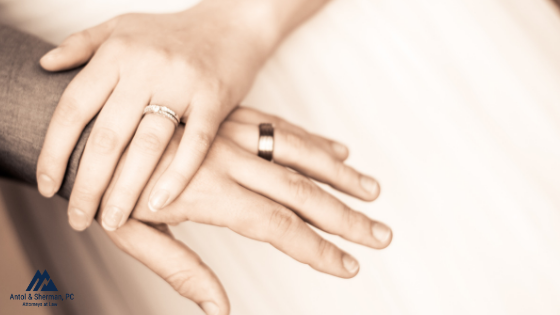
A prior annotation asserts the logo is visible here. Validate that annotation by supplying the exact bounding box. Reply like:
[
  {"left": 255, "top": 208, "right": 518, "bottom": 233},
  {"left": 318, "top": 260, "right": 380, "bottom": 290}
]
[
  {"left": 26, "top": 270, "right": 58, "bottom": 292},
  {"left": 8, "top": 269, "right": 73, "bottom": 308}
]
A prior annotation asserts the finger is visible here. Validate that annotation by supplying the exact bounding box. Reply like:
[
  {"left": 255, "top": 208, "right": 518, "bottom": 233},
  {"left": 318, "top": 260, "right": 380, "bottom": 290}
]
[
  {"left": 218, "top": 121, "right": 380, "bottom": 201},
  {"left": 229, "top": 152, "right": 392, "bottom": 249},
  {"left": 227, "top": 106, "right": 349, "bottom": 161},
  {"left": 123, "top": 135, "right": 360, "bottom": 278},
  {"left": 148, "top": 104, "right": 222, "bottom": 212},
  {"left": 229, "top": 186, "right": 361, "bottom": 278},
  {"left": 101, "top": 113, "right": 175, "bottom": 231},
  {"left": 105, "top": 218, "right": 229, "bottom": 315},
  {"left": 40, "top": 19, "right": 116, "bottom": 71},
  {"left": 36, "top": 54, "right": 118, "bottom": 198},
  {"left": 67, "top": 80, "right": 149, "bottom": 231},
  {"left": 100, "top": 123, "right": 183, "bottom": 223},
  {"left": 149, "top": 178, "right": 360, "bottom": 279}
]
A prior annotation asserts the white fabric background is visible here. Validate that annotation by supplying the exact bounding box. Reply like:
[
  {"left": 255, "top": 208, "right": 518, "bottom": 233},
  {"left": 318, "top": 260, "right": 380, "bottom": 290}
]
[{"left": 1, "top": 0, "right": 560, "bottom": 314}]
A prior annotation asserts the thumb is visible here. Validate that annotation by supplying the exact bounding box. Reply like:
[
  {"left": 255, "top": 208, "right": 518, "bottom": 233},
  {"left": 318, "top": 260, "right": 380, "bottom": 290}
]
[
  {"left": 40, "top": 20, "right": 114, "bottom": 71},
  {"left": 107, "top": 219, "right": 231, "bottom": 315}
]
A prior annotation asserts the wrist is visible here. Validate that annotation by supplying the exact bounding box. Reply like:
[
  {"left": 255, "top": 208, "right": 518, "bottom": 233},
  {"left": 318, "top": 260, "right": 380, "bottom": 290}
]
[
  {"left": 189, "top": 0, "right": 329, "bottom": 56},
  {"left": 186, "top": 0, "right": 281, "bottom": 53}
]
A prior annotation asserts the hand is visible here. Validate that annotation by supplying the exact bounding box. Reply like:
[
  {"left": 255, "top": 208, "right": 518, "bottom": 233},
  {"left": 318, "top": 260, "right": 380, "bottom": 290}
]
[
  {"left": 36, "top": 3, "right": 276, "bottom": 232},
  {"left": 99, "top": 107, "right": 390, "bottom": 315},
  {"left": 103, "top": 218, "right": 229, "bottom": 315},
  {"left": 101, "top": 106, "right": 391, "bottom": 280}
]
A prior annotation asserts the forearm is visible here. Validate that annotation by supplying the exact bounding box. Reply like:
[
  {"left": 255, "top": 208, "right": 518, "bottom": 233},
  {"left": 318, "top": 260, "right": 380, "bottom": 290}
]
[
  {"left": 0, "top": 25, "right": 90, "bottom": 199},
  {"left": 192, "top": 0, "right": 331, "bottom": 54}
]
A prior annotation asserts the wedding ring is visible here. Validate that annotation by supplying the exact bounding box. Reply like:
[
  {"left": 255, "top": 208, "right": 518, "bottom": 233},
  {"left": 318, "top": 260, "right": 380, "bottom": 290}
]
[
  {"left": 143, "top": 105, "right": 180, "bottom": 127},
  {"left": 258, "top": 123, "right": 274, "bottom": 161}
]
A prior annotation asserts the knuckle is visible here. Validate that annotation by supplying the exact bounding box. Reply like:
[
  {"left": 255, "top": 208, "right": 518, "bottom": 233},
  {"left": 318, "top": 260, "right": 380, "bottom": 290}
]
[
  {"left": 89, "top": 126, "right": 120, "bottom": 154},
  {"left": 165, "top": 268, "right": 203, "bottom": 298},
  {"left": 288, "top": 175, "right": 315, "bottom": 204},
  {"left": 102, "top": 36, "right": 133, "bottom": 55},
  {"left": 340, "top": 206, "right": 371, "bottom": 242},
  {"left": 38, "top": 152, "right": 62, "bottom": 174},
  {"left": 106, "top": 35, "right": 128, "bottom": 49},
  {"left": 112, "top": 185, "right": 136, "bottom": 200},
  {"left": 316, "top": 238, "right": 332, "bottom": 259},
  {"left": 144, "top": 46, "right": 172, "bottom": 64},
  {"left": 202, "top": 77, "right": 226, "bottom": 96},
  {"left": 66, "top": 31, "right": 90, "bottom": 45},
  {"left": 282, "top": 131, "right": 308, "bottom": 152},
  {"left": 54, "top": 97, "right": 84, "bottom": 126},
  {"left": 340, "top": 206, "right": 360, "bottom": 230},
  {"left": 268, "top": 115, "right": 285, "bottom": 127},
  {"left": 268, "top": 206, "right": 298, "bottom": 238},
  {"left": 133, "top": 131, "right": 164, "bottom": 154},
  {"left": 71, "top": 184, "right": 99, "bottom": 204},
  {"left": 313, "top": 238, "right": 336, "bottom": 270},
  {"left": 333, "top": 161, "right": 352, "bottom": 182},
  {"left": 190, "top": 131, "right": 214, "bottom": 155},
  {"left": 166, "top": 170, "right": 190, "bottom": 187}
]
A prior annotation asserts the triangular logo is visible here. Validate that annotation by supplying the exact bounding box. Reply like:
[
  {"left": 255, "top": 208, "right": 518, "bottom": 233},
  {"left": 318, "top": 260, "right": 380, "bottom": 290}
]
[{"left": 26, "top": 270, "right": 58, "bottom": 291}]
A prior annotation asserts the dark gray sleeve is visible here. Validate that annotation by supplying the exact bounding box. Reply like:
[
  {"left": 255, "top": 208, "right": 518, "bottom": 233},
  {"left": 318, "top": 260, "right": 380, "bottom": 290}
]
[{"left": 0, "top": 24, "right": 95, "bottom": 199}]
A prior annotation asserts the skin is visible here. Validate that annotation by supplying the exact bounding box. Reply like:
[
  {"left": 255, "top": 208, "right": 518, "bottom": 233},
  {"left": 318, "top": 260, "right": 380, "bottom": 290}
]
[
  {"left": 32, "top": 2, "right": 392, "bottom": 313},
  {"left": 101, "top": 107, "right": 392, "bottom": 315},
  {"left": 36, "top": 0, "right": 334, "bottom": 233}
]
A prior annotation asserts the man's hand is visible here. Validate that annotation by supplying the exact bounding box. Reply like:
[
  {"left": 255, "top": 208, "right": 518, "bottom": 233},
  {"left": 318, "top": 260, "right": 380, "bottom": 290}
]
[
  {"left": 101, "top": 107, "right": 391, "bottom": 284},
  {"left": 104, "top": 219, "right": 229, "bottom": 315}
]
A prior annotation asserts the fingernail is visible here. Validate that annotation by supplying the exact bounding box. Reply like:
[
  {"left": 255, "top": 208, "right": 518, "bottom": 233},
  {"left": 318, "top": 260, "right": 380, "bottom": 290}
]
[
  {"left": 102, "top": 207, "right": 123, "bottom": 231},
  {"left": 360, "top": 175, "right": 379, "bottom": 195},
  {"left": 38, "top": 174, "right": 56, "bottom": 198},
  {"left": 68, "top": 208, "right": 89, "bottom": 231},
  {"left": 332, "top": 142, "right": 348, "bottom": 157},
  {"left": 372, "top": 223, "right": 392, "bottom": 244},
  {"left": 200, "top": 301, "right": 219, "bottom": 315},
  {"left": 149, "top": 190, "right": 169, "bottom": 212},
  {"left": 342, "top": 254, "right": 360, "bottom": 274}
]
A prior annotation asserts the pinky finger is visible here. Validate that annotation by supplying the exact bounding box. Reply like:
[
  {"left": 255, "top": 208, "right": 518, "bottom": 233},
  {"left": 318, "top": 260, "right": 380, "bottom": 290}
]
[{"left": 105, "top": 218, "right": 230, "bottom": 315}]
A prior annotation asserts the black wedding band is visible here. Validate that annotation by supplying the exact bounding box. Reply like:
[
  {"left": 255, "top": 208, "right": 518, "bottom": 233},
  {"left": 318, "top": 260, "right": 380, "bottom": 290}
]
[{"left": 258, "top": 123, "right": 274, "bottom": 161}]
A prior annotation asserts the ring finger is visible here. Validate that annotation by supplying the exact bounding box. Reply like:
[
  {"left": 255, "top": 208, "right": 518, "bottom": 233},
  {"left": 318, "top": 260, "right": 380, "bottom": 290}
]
[
  {"left": 227, "top": 106, "right": 349, "bottom": 160},
  {"left": 218, "top": 120, "right": 380, "bottom": 201}
]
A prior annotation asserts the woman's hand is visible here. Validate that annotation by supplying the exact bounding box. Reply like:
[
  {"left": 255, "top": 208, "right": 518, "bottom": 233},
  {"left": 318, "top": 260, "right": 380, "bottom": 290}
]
[{"left": 36, "top": 2, "right": 282, "bottom": 232}]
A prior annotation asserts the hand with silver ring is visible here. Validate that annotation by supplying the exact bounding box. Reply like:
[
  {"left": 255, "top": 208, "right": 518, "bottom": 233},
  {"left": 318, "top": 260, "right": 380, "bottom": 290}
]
[
  {"left": 99, "top": 107, "right": 391, "bottom": 295},
  {"left": 35, "top": 0, "right": 331, "bottom": 232}
]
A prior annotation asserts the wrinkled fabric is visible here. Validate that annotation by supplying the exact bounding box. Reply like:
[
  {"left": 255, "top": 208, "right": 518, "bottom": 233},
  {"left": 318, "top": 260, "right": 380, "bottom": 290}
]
[{"left": 0, "top": 24, "right": 94, "bottom": 199}]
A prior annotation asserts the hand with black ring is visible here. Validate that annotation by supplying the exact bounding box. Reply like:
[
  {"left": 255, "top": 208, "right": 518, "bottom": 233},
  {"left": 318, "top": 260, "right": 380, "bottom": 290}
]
[{"left": 100, "top": 107, "right": 392, "bottom": 315}]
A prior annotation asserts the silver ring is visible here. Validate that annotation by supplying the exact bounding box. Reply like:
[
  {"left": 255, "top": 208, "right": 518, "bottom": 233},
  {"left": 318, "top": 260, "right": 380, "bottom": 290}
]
[
  {"left": 258, "top": 123, "right": 274, "bottom": 161},
  {"left": 143, "top": 105, "right": 180, "bottom": 127}
]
